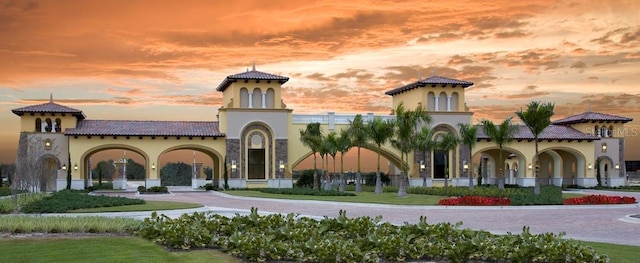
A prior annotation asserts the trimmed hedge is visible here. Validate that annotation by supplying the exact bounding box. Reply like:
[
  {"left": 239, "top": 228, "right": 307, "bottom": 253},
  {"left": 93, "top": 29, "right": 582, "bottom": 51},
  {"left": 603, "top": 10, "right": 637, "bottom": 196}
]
[
  {"left": 20, "top": 190, "right": 145, "bottom": 213},
  {"left": 258, "top": 188, "right": 356, "bottom": 196}
]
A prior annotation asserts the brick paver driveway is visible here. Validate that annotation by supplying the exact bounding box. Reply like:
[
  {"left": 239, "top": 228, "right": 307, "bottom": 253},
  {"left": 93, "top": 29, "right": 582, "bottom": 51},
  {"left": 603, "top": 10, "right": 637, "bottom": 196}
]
[{"left": 104, "top": 189, "right": 640, "bottom": 246}]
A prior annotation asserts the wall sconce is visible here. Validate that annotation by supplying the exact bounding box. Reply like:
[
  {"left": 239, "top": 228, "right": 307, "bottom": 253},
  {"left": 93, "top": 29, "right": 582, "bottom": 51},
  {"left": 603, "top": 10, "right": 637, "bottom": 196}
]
[
  {"left": 615, "top": 163, "right": 620, "bottom": 170},
  {"left": 588, "top": 163, "right": 592, "bottom": 170},
  {"left": 419, "top": 161, "right": 425, "bottom": 171},
  {"left": 463, "top": 161, "right": 469, "bottom": 171},
  {"left": 74, "top": 163, "right": 78, "bottom": 171},
  {"left": 231, "top": 160, "right": 237, "bottom": 172},
  {"left": 151, "top": 163, "right": 156, "bottom": 170},
  {"left": 528, "top": 163, "right": 532, "bottom": 170},
  {"left": 62, "top": 164, "right": 67, "bottom": 171},
  {"left": 278, "top": 160, "right": 285, "bottom": 172},
  {"left": 601, "top": 143, "right": 607, "bottom": 153},
  {"left": 44, "top": 139, "right": 52, "bottom": 150}
]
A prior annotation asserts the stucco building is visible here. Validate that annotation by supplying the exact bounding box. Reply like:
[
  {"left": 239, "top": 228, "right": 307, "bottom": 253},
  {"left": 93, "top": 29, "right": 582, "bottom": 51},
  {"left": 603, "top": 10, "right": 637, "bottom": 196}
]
[{"left": 11, "top": 68, "right": 632, "bottom": 191}]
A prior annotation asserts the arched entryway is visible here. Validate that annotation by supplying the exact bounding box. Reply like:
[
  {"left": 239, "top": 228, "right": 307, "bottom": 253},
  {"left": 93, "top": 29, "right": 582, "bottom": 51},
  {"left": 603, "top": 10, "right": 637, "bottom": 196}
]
[
  {"left": 158, "top": 146, "right": 222, "bottom": 188},
  {"left": 596, "top": 156, "right": 614, "bottom": 187},
  {"left": 35, "top": 154, "right": 62, "bottom": 192},
  {"left": 81, "top": 145, "right": 149, "bottom": 190}
]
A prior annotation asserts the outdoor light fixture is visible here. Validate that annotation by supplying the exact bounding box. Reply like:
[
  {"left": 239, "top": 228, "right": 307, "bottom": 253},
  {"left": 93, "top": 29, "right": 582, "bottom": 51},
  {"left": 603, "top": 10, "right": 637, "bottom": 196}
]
[
  {"left": 279, "top": 160, "right": 285, "bottom": 172},
  {"left": 74, "top": 163, "right": 78, "bottom": 171},
  {"left": 463, "top": 161, "right": 469, "bottom": 171},
  {"left": 528, "top": 163, "right": 532, "bottom": 170},
  {"left": 588, "top": 163, "right": 592, "bottom": 170},
  {"left": 44, "top": 139, "right": 52, "bottom": 150},
  {"left": 62, "top": 164, "right": 67, "bottom": 171},
  {"left": 419, "top": 161, "right": 425, "bottom": 171},
  {"left": 615, "top": 163, "right": 620, "bottom": 170},
  {"left": 231, "top": 160, "right": 237, "bottom": 172},
  {"left": 152, "top": 163, "right": 156, "bottom": 170},
  {"left": 601, "top": 143, "right": 607, "bottom": 153}
]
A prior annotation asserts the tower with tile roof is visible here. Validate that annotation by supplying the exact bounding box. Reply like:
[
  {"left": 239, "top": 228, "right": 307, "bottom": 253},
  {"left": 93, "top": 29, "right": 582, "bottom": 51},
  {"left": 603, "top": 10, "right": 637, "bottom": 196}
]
[
  {"left": 11, "top": 95, "right": 85, "bottom": 191},
  {"left": 215, "top": 66, "right": 292, "bottom": 187}
]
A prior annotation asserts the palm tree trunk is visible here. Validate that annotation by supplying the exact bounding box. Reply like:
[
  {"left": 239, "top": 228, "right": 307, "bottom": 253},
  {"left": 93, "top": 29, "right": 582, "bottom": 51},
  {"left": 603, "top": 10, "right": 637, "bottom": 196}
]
[
  {"left": 355, "top": 147, "right": 363, "bottom": 192},
  {"left": 313, "top": 153, "right": 318, "bottom": 190},
  {"left": 375, "top": 146, "right": 382, "bottom": 194},
  {"left": 534, "top": 139, "right": 540, "bottom": 195},
  {"left": 397, "top": 151, "right": 407, "bottom": 197},
  {"left": 444, "top": 154, "right": 449, "bottom": 188},
  {"left": 468, "top": 151, "right": 474, "bottom": 188},
  {"left": 498, "top": 148, "right": 504, "bottom": 190},
  {"left": 339, "top": 153, "right": 345, "bottom": 192},
  {"left": 422, "top": 150, "right": 427, "bottom": 187}
]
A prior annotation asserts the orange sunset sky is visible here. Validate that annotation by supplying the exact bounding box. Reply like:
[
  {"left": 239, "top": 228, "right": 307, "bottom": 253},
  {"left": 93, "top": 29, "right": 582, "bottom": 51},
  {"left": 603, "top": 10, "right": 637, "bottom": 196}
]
[{"left": 1, "top": 0, "right": 640, "bottom": 166}]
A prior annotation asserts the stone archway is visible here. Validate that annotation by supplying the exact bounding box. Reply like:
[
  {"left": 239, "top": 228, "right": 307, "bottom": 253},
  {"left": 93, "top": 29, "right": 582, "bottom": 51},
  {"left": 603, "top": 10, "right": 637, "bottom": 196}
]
[
  {"left": 35, "top": 154, "right": 62, "bottom": 192},
  {"left": 596, "top": 156, "right": 614, "bottom": 187}
]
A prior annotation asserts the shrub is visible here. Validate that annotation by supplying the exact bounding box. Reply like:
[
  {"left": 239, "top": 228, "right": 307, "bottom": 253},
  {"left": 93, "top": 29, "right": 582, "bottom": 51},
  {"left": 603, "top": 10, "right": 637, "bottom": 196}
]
[
  {"left": 138, "top": 186, "right": 169, "bottom": 194},
  {"left": 258, "top": 188, "right": 355, "bottom": 196},
  {"left": 439, "top": 196, "right": 511, "bottom": 206},
  {"left": 20, "top": 190, "right": 145, "bottom": 213},
  {"left": 563, "top": 194, "right": 637, "bottom": 205},
  {"left": 137, "top": 208, "right": 609, "bottom": 263}
]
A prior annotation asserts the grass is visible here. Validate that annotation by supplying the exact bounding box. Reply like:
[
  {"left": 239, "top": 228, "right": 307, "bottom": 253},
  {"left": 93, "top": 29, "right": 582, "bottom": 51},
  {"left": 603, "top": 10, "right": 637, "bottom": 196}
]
[
  {"left": 70, "top": 201, "right": 203, "bottom": 213},
  {"left": 583, "top": 241, "right": 640, "bottom": 263},
  {"left": 0, "top": 236, "right": 240, "bottom": 263},
  {"left": 228, "top": 190, "right": 445, "bottom": 205},
  {"left": 224, "top": 190, "right": 587, "bottom": 205},
  {"left": 0, "top": 235, "right": 636, "bottom": 263}
]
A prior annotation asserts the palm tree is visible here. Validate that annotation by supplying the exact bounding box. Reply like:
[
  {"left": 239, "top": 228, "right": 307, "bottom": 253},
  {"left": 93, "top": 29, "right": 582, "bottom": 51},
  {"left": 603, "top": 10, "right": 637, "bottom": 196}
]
[
  {"left": 348, "top": 114, "right": 369, "bottom": 192},
  {"left": 515, "top": 101, "right": 555, "bottom": 195},
  {"left": 435, "top": 132, "right": 459, "bottom": 188},
  {"left": 416, "top": 126, "right": 435, "bottom": 187},
  {"left": 336, "top": 129, "right": 353, "bottom": 192},
  {"left": 458, "top": 123, "right": 478, "bottom": 188},
  {"left": 367, "top": 116, "right": 395, "bottom": 194},
  {"left": 299, "top": 122, "right": 323, "bottom": 189},
  {"left": 324, "top": 131, "right": 339, "bottom": 190},
  {"left": 391, "top": 102, "right": 431, "bottom": 197},
  {"left": 480, "top": 118, "right": 518, "bottom": 190}
]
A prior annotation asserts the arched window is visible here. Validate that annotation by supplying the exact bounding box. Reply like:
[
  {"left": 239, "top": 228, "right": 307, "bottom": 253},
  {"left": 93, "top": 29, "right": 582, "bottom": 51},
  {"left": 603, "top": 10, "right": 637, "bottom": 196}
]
[
  {"left": 450, "top": 92, "right": 459, "bottom": 111},
  {"left": 35, "top": 118, "right": 42, "bottom": 132},
  {"left": 595, "top": 125, "right": 600, "bottom": 137},
  {"left": 266, "top": 88, "right": 275, "bottom": 108},
  {"left": 601, "top": 126, "right": 608, "bottom": 137},
  {"left": 427, "top": 92, "right": 436, "bottom": 111},
  {"left": 609, "top": 125, "right": 614, "bottom": 137},
  {"left": 55, "top": 118, "right": 62, "bottom": 133},
  {"left": 438, "top": 92, "right": 447, "bottom": 112},
  {"left": 239, "top": 88, "right": 249, "bottom": 108},
  {"left": 45, "top": 118, "right": 52, "bottom": 132},
  {"left": 252, "top": 88, "right": 261, "bottom": 108}
]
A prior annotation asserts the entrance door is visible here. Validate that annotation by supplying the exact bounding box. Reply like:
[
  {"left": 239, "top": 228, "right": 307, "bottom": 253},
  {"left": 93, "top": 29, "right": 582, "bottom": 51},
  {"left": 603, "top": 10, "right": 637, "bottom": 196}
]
[
  {"left": 248, "top": 149, "right": 265, "bottom": 180},
  {"left": 434, "top": 150, "right": 446, "bottom": 179}
]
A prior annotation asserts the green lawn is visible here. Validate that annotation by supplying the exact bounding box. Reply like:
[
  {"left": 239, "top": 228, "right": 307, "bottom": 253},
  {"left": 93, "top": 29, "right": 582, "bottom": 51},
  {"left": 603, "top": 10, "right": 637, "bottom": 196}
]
[
  {"left": 224, "top": 190, "right": 586, "bottom": 205},
  {"left": 0, "top": 236, "right": 637, "bottom": 263},
  {"left": 70, "top": 201, "right": 203, "bottom": 213},
  {"left": 226, "top": 190, "right": 445, "bottom": 205},
  {"left": 0, "top": 236, "right": 239, "bottom": 263}
]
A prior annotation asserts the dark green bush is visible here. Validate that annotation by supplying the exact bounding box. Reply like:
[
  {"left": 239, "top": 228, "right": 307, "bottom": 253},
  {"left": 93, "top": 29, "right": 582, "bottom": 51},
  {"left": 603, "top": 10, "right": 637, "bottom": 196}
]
[
  {"left": 258, "top": 188, "right": 355, "bottom": 196},
  {"left": 137, "top": 208, "right": 609, "bottom": 263},
  {"left": 138, "top": 186, "right": 169, "bottom": 193},
  {"left": 20, "top": 190, "right": 145, "bottom": 213}
]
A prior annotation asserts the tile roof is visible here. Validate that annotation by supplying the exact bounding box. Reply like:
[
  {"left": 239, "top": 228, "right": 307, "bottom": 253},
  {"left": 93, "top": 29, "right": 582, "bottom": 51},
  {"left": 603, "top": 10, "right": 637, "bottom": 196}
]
[
  {"left": 216, "top": 69, "right": 289, "bottom": 92},
  {"left": 12, "top": 102, "right": 86, "bottom": 119},
  {"left": 476, "top": 125, "right": 598, "bottom": 141},
  {"left": 385, "top": 76, "right": 474, "bottom": 96},
  {"left": 552, "top": 111, "right": 633, "bottom": 125},
  {"left": 65, "top": 120, "right": 225, "bottom": 137}
]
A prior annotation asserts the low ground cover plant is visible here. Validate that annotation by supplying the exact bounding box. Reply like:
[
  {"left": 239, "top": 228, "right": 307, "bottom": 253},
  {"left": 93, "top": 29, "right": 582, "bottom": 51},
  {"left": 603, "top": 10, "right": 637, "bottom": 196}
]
[
  {"left": 257, "top": 188, "right": 356, "bottom": 196},
  {"left": 20, "top": 190, "right": 145, "bottom": 213},
  {"left": 438, "top": 196, "right": 511, "bottom": 206},
  {"left": 138, "top": 186, "right": 169, "bottom": 194},
  {"left": 137, "top": 208, "right": 609, "bottom": 263},
  {"left": 563, "top": 194, "right": 637, "bottom": 205},
  {"left": 0, "top": 215, "right": 142, "bottom": 234}
]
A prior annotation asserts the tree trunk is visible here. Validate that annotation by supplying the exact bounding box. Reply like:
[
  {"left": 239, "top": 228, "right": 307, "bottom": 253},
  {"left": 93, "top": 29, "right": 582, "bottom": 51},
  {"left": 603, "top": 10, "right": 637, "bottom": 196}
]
[
  {"left": 397, "top": 152, "right": 407, "bottom": 197},
  {"left": 498, "top": 147, "right": 505, "bottom": 190},
  {"left": 375, "top": 147, "right": 383, "bottom": 194},
  {"left": 534, "top": 139, "right": 541, "bottom": 195},
  {"left": 355, "top": 147, "right": 363, "bottom": 192},
  {"left": 339, "top": 154, "right": 345, "bottom": 192},
  {"left": 312, "top": 153, "right": 318, "bottom": 190},
  {"left": 468, "top": 151, "right": 474, "bottom": 189}
]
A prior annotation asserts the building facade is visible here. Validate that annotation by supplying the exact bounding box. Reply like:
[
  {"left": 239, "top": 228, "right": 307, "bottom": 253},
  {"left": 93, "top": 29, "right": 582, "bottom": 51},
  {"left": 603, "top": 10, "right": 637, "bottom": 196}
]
[{"left": 11, "top": 69, "right": 632, "bottom": 191}]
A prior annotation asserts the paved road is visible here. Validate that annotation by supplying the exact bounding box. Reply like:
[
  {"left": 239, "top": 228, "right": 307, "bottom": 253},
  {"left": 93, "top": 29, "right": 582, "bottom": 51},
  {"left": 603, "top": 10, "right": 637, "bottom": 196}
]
[{"left": 91, "top": 189, "right": 640, "bottom": 246}]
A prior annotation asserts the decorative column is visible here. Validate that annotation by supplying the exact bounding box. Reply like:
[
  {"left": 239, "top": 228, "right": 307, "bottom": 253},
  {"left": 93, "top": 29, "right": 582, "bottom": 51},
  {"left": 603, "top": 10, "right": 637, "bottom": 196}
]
[
  {"left": 248, "top": 92, "right": 253, "bottom": 108},
  {"left": 447, "top": 96, "right": 452, "bottom": 111},
  {"left": 434, "top": 95, "right": 440, "bottom": 111},
  {"left": 261, "top": 92, "right": 267, "bottom": 108}
]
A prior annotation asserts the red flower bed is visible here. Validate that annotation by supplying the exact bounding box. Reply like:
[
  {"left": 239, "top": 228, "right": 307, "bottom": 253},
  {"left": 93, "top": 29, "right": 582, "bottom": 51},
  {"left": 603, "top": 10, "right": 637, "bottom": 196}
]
[
  {"left": 563, "top": 194, "right": 637, "bottom": 205},
  {"left": 439, "top": 196, "right": 511, "bottom": 206}
]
